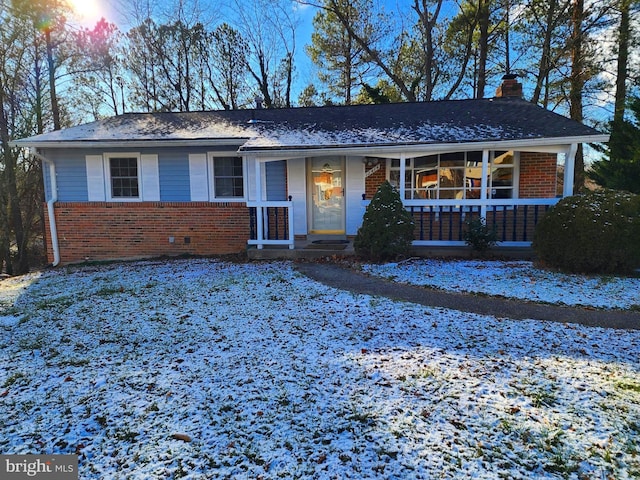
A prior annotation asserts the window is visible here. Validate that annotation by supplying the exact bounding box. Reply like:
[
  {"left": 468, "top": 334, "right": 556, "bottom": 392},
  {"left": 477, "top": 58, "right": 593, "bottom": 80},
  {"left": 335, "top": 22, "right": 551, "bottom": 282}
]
[
  {"left": 213, "top": 157, "right": 244, "bottom": 198},
  {"left": 489, "top": 151, "right": 515, "bottom": 199},
  {"left": 109, "top": 156, "right": 139, "bottom": 198},
  {"left": 389, "top": 151, "right": 516, "bottom": 200}
]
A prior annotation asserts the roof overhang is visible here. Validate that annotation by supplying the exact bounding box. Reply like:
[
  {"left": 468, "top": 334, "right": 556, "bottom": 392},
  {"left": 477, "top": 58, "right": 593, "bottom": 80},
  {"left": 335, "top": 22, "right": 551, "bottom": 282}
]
[
  {"left": 241, "top": 135, "right": 610, "bottom": 159},
  {"left": 9, "top": 138, "right": 249, "bottom": 149},
  {"left": 11, "top": 134, "right": 609, "bottom": 158}
]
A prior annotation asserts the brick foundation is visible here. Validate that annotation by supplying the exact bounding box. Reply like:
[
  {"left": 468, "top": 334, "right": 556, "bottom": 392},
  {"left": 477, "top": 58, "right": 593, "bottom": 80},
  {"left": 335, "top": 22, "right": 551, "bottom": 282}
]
[{"left": 45, "top": 202, "right": 250, "bottom": 264}]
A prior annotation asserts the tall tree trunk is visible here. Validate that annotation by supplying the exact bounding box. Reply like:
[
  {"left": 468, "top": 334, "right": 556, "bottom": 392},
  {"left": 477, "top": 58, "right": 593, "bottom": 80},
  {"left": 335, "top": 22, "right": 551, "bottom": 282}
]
[
  {"left": 44, "top": 28, "right": 61, "bottom": 131},
  {"left": 504, "top": 0, "right": 510, "bottom": 74},
  {"left": 284, "top": 51, "right": 293, "bottom": 108},
  {"left": 614, "top": 0, "right": 630, "bottom": 125},
  {"left": 531, "top": 0, "right": 558, "bottom": 105},
  {"left": 413, "top": 0, "right": 444, "bottom": 101},
  {"left": 476, "top": 0, "right": 490, "bottom": 98},
  {"left": 569, "top": 0, "right": 585, "bottom": 192},
  {"left": 0, "top": 89, "right": 28, "bottom": 273}
]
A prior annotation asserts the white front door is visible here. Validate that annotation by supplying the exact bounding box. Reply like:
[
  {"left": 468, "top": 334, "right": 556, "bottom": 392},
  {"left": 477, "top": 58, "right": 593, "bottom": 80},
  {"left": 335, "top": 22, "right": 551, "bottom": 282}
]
[{"left": 308, "top": 156, "right": 345, "bottom": 234}]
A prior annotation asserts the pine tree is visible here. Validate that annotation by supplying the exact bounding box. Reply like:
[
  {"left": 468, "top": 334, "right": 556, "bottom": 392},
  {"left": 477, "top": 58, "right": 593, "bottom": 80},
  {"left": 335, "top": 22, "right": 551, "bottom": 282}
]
[
  {"left": 354, "top": 181, "right": 415, "bottom": 261},
  {"left": 589, "top": 95, "right": 640, "bottom": 194}
]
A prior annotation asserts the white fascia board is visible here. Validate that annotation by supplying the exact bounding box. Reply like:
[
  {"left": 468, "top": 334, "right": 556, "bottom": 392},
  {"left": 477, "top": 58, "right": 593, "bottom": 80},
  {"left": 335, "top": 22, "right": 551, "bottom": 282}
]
[
  {"left": 243, "top": 135, "right": 610, "bottom": 159},
  {"left": 12, "top": 134, "right": 609, "bottom": 154},
  {"left": 10, "top": 138, "right": 248, "bottom": 149}
]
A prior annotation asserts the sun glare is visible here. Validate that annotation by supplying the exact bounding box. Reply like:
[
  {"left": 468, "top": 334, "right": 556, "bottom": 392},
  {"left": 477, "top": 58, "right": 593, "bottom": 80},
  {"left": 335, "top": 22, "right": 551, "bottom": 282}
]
[{"left": 67, "top": 0, "right": 105, "bottom": 26}]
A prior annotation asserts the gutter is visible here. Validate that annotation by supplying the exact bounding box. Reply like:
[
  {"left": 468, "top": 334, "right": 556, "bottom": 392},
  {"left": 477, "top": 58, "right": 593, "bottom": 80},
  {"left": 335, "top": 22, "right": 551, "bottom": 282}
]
[
  {"left": 238, "top": 135, "right": 611, "bottom": 158},
  {"left": 30, "top": 150, "right": 60, "bottom": 266}
]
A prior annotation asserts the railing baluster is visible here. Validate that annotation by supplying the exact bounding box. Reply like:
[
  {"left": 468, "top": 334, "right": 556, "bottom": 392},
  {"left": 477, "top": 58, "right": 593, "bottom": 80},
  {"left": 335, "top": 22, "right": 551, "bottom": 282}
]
[
  {"left": 491, "top": 205, "right": 498, "bottom": 239},
  {"left": 500, "top": 206, "right": 506, "bottom": 241},
  {"left": 429, "top": 205, "right": 434, "bottom": 241},
  {"left": 522, "top": 205, "right": 529, "bottom": 242},
  {"left": 249, "top": 207, "right": 256, "bottom": 240}
]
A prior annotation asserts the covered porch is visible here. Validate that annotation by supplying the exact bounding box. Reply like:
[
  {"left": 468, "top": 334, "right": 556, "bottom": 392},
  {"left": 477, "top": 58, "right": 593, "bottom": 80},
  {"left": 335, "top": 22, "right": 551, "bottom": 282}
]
[{"left": 245, "top": 143, "right": 579, "bottom": 259}]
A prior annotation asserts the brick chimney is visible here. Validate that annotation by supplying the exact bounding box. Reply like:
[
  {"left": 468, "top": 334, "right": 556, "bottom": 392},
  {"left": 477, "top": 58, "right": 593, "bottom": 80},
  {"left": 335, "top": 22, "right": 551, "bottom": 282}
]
[{"left": 495, "top": 74, "right": 522, "bottom": 98}]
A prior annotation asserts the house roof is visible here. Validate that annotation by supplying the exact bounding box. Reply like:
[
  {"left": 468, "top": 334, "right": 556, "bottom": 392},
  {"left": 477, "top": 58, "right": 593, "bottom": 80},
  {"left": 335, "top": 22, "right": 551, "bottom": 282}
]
[{"left": 13, "top": 97, "right": 608, "bottom": 152}]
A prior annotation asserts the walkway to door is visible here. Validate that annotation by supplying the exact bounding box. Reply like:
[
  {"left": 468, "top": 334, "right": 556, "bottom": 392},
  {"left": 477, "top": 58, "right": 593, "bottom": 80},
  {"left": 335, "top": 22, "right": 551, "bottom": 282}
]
[{"left": 294, "top": 261, "right": 640, "bottom": 331}]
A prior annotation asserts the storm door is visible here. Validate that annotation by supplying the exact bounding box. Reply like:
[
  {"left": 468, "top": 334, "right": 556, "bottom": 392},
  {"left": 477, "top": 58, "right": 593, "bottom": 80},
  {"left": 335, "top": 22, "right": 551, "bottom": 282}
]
[{"left": 308, "top": 156, "right": 345, "bottom": 234}]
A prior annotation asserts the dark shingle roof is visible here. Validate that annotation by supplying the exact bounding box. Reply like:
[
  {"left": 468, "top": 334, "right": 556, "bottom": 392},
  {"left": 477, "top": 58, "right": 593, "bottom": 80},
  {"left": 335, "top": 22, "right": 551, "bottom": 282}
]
[{"left": 14, "top": 97, "right": 607, "bottom": 150}]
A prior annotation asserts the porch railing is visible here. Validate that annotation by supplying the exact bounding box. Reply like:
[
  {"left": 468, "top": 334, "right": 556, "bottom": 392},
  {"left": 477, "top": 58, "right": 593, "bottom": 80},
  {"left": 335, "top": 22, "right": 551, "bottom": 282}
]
[
  {"left": 358, "top": 197, "right": 558, "bottom": 246},
  {"left": 403, "top": 198, "right": 558, "bottom": 246},
  {"left": 248, "top": 199, "right": 294, "bottom": 249}
]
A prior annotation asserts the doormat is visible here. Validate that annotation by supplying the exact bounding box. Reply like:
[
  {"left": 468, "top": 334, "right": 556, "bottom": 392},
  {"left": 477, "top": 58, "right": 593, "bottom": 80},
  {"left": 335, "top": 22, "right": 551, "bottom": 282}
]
[{"left": 305, "top": 240, "right": 349, "bottom": 250}]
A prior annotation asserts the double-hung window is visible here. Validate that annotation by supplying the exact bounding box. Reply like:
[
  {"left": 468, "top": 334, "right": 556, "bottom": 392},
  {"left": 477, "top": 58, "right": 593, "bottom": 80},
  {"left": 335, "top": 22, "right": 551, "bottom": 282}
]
[
  {"left": 108, "top": 155, "right": 140, "bottom": 199},
  {"left": 389, "top": 151, "right": 516, "bottom": 200},
  {"left": 212, "top": 156, "right": 244, "bottom": 198}
]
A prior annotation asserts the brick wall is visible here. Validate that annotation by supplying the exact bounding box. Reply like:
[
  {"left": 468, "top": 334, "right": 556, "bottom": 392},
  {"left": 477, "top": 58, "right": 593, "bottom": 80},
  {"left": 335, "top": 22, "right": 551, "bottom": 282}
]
[
  {"left": 364, "top": 160, "right": 387, "bottom": 198},
  {"left": 519, "top": 152, "right": 558, "bottom": 198},
  {"left": 363, "top": 154, "right": 559, "bottom": 199},
  {"left": 45, "top": 202, "right": 251, "bottom": 264}
]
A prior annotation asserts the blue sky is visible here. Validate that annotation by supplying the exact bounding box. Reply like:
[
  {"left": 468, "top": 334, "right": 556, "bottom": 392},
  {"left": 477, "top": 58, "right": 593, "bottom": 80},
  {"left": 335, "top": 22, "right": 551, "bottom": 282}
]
[{"left": 68, "top": 0, "right": 320, "bottom": 98}]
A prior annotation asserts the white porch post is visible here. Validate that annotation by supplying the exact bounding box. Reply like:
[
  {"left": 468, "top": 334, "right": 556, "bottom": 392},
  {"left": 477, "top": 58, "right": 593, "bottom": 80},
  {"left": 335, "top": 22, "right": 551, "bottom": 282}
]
[
  {"left": 399, "top": 153, "right": 406, "bottom": 199},
  {"left": 480, "top": 149, "right": 490, "bottom": 219},
  {"left": 563, "top": 143, "right": 578, "bottom": 197},
  {"left": 254, "top": 157, "right": 264, "bottom": 249}
]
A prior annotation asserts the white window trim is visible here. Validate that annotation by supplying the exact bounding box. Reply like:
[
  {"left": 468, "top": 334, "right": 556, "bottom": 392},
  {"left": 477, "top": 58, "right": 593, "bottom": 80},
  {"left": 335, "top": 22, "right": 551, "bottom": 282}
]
[
  {"left": 104, "top": 152, "right": 142, "bottom": 202},
  {"left": 101, "top": 152, "right": 160, "bottom": 202},
  {"left": 207, "top": 153, "right": 247, "bottom": 202},
  {"left": 387, "top": 150, "right": 520, "bottom": 202},
  {"left": 487, "top": 150, "right": 519, "bottom": 200}
]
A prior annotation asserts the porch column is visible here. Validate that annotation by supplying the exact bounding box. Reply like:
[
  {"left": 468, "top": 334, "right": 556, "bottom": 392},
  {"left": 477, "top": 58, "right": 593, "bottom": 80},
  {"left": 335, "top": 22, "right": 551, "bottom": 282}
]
[
  {"left": 480, "top": 149, "right": 490, "bottom": 219},
  {"left": 399, "top": 153, "right": 407, "bottom": 199},
  {"left": 253, "top": 157, "right": 264, "bottom": 249},
  {"left": 563, "top": 144, "right": 578, "bottom": 197}
]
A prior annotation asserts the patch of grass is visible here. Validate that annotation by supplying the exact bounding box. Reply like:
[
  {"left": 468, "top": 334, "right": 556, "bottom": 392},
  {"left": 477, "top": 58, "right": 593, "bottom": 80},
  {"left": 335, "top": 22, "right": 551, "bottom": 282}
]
[
  {"left": 57, "top": 358, "right": 91, "bottom": 367},
  {"left": 94, "top": 286, "right": 128, "bottom": 298},
  {"left": 531, "top": 388, "right": 557, "bottom": 408},
  {"left": 616, "top": 380, "right": 640, "bottom": 393},
  {"left": 17, "top": 334, "right": 49, "bottom": 351},
  {"left": 2, "top": 372, "right": 26, "bottom": 388},
  {"left": 0, "top": 303, "right": 19, "bottom": 316},
  {"left": 34, "top": 296, "right": 75, "bottom": 312},
  {"left": 412, "top": 367, "right": 437, "bottom": 379},
  {"left": 114, "top": 428, "right": 139, "bottom": 442}
]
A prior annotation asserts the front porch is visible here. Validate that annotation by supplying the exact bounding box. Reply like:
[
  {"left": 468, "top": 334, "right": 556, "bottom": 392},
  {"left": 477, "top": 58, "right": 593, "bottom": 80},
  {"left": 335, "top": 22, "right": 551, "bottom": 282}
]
[{"left": 246, "top": 198, "right": 552, "bottom": 260}]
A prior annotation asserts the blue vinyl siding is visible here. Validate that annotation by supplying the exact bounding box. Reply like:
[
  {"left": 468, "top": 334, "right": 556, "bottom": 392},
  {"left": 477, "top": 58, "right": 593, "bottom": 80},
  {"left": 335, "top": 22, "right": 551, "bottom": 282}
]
[
  {"left": 42, "top": 146, "right": 242, "bottom": 202},
  {"left": 46, "top": 150, "right": 90, "bottom": 201},
  {"left": 266, "top": 160, "right": 287, "bottom": 201},
  {"left": 42, "top": 162, "right": 53, "bottom": 201},
  {"left": 158, "top": 153, "right": 190, "bottom": 201}
]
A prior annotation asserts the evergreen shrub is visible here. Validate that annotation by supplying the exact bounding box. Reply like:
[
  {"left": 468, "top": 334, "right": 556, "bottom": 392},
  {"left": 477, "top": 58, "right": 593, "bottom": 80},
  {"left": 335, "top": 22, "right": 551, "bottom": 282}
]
[
  {"left": 354, "top": 181, "right": 415, "bottom": 261},
  {"left": 463, "top": 217, "right": 498, "bottom": 255},
  {"left": 532, "top": 189, "right": 640, "bottom": 274}
]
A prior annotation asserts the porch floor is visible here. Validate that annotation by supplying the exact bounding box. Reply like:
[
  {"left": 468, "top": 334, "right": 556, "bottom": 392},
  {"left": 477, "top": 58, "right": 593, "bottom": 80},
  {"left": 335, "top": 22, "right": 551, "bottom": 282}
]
[
  {"left": 247, "top": 239, "right": 356, "bottom": 260},
  {"left": 246, "top": 241, "right": 534, "bottom": 261}
]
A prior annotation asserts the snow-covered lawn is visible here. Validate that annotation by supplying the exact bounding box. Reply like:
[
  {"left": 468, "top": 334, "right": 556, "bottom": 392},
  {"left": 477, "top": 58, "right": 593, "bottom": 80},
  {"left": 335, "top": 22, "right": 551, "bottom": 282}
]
[
  {"left": 0, "top": 258, "right": 639, "bottom": 479},
  {"left": 363, "top": 259, "right": 640, "bottom": 310}
]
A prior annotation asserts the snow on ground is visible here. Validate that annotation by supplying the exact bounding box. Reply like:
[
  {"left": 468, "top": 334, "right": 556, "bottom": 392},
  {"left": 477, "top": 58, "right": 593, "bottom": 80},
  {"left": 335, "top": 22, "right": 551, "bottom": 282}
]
[
  {"left": 0, "top": 258, "right": 639, "bottom": 479},
  {"left": 363, "top": 259, "right": 640, "bottom": 310}
]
